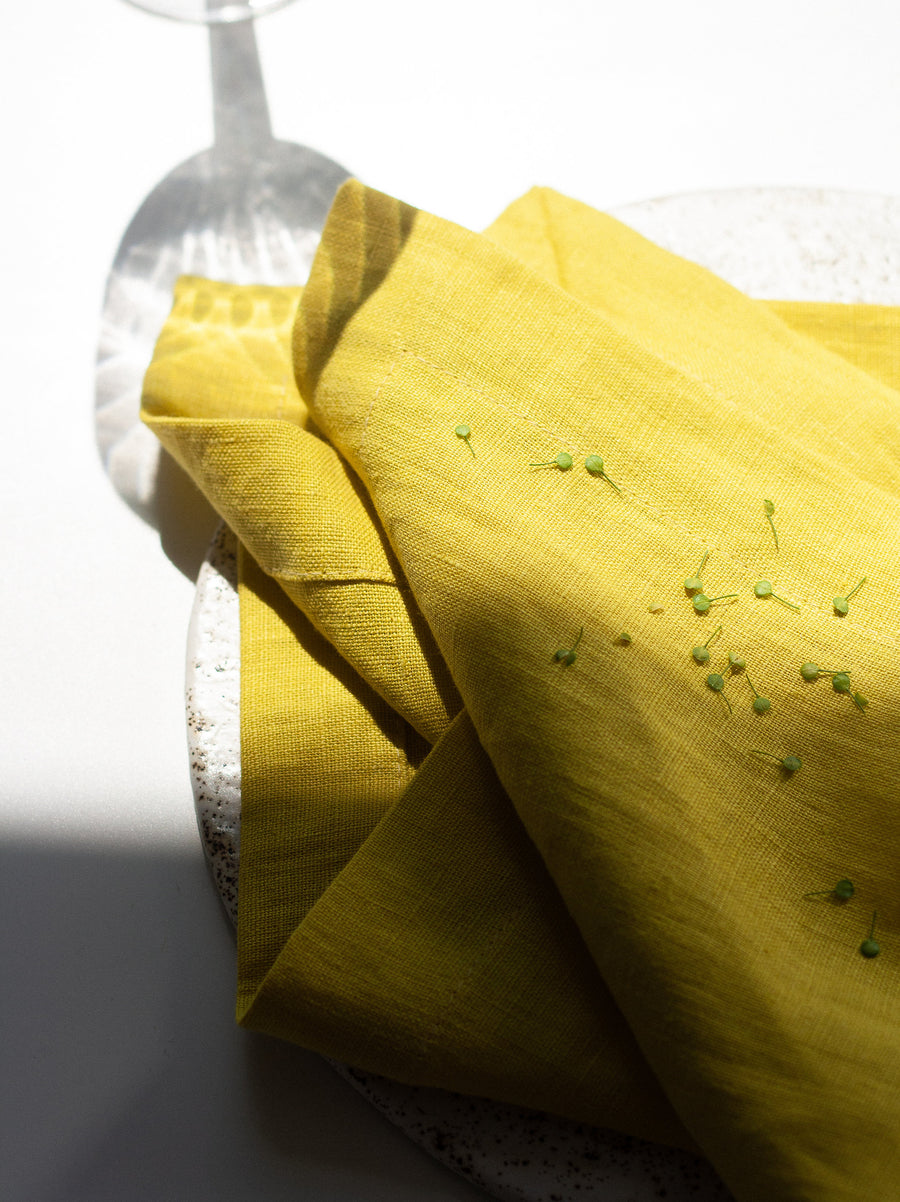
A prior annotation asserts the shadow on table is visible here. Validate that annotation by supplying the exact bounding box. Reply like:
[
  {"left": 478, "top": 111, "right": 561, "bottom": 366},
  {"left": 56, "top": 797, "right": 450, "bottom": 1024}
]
[
  {"left": 154, "top": 449, "right": 223, "bottom": 583},
  {"left": 0, "top": 839, "right": 487, "bottom": 1201}
]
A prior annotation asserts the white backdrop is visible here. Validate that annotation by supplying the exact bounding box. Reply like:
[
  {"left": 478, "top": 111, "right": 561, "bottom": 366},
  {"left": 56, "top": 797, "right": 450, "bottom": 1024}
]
[{"left": 3, "top": 2, "right": 900, "bottom": 1198}]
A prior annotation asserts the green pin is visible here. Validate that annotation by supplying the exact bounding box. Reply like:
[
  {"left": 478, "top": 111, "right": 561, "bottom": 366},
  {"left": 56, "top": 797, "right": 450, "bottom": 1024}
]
[
  {"left": 753, "top": 580, "right": 800, "bottom": 611},
  {"left": 860, "top": 911, "right": 880, "bottom": 958},
  {"left": 833, "top": 576, "right": 866, "bottom": 616},
  {"left": 745, "top": 673, "right": 771, "bottom": 714},
  {"left": 750, "top": 750, "right": 801, "bottom": 772},
  {"left": 763, "top": 499, "right": 779, "bottom": 550},
  {"left": 531, "top": 452, "right": 574, "bottom": 471},
  {"left": 804, "top": 879, "right": 855, "bottom": 901},
  {"left": 691, "top": 624, "right": 722, "bottom": 665},
  {"left": 617, "top": 631, "right": 633, "bottom": 645},
  {"left": 799, "top": 662, "right": 847, "bottom": 682},
  {"left": 554, "top": 626, "right": 583, "bottom": 666},
  {"left": 832, "top": 672, "right": 868, "bottom": 713},
  {"left": 683, "top": 552, "right": 709, "bottom": 594},
  {"left": 584, "top": 453, "right": 622, "bottom": 494},
  {"left": 706, "top": 672, "right": 732, "bottom": 714},
  {"left": 454, "top": 423, "right": 475, "bottom": 457},
  {"left": 692, "top": 592, "right": 738, "bottom": 614}
]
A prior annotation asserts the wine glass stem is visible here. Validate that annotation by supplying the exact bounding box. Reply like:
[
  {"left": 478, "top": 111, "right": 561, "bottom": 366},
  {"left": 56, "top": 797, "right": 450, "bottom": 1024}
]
[{"left": 209, "top": 16, "right": 273, "bottom": 151}]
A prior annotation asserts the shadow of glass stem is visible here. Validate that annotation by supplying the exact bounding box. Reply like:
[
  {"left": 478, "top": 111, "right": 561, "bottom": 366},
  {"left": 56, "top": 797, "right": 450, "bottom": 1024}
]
[{"left": 94, "top": 12, "right": 351, "bottom": 574}]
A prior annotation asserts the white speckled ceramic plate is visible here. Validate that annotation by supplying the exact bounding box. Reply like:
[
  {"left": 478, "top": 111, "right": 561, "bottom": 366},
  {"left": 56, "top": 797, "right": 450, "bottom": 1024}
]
[{"left": 185, "top": 188, "right": 900, "bottom": 1201}]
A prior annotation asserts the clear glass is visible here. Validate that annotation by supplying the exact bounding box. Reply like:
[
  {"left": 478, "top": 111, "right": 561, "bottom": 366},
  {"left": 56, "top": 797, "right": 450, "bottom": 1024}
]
[{"left": 121, "top": 0, "right": 297, "bottom": 25}]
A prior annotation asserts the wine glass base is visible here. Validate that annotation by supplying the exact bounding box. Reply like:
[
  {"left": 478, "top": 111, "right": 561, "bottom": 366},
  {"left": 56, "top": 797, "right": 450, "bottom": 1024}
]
[
  {"left": 121, "top": 0, "right": 297, "bottom": 23},
  {"left": 95, "top": 139, "right": 351, "bottom": 529}
]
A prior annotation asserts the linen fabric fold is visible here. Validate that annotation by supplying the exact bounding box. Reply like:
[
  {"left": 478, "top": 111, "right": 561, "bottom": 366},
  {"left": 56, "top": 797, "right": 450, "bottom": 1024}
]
[
  {"left": 142, "top": 181, "right": 900, "bottom": 1202},
  {"left": 142, "top": 276, "right": 460, "bottom": 744}
]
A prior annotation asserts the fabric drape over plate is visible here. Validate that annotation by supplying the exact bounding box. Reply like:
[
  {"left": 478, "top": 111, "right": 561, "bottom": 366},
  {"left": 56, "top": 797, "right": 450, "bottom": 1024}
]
[{"left": 143, "top": 181, "right": 900, "bottom": 1202}]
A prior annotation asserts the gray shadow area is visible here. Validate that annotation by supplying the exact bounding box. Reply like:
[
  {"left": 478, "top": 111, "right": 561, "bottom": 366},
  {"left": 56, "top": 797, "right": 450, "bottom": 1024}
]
[{"left": 0, "top": 839, "right": 490, "bottom": 1201}]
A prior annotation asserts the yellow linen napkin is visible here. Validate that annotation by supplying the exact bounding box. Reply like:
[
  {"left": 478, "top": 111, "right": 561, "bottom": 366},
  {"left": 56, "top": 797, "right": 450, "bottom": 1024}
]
[
  {"left": 295, "top": 182, "right": 900, "bottom": 1200},
  {"left": 143, "top": 182, "right": 900, "bottom": 1201},
  {"left": 238, "top": 549, "right": 688, "bottom": 1144},
  {"left": 144, "top": 278, "right": 697, "bottom": 1151}
]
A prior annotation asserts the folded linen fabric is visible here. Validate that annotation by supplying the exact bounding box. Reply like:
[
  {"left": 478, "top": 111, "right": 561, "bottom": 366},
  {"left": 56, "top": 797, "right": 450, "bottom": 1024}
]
[
  {"left": 142, "top": 182, "right": 900, "bottom": 1201},
  {"left": 144, "top": 273, "right": 695, "bottom": 1150}
]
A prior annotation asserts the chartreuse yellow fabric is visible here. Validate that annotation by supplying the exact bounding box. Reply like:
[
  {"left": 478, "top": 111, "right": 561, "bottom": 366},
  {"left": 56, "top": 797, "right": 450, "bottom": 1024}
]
[
  {"left": 143, "top": 285, "right": 697, "bottom": 1150},
  {"left": 294, "top": 183, "right": 900, "bottom": 1200},
  {"left": 239, "top": 559, "right": 688, "bottom": 1142},
  {"left": 142, "top": 182, "right": 900, "bottom": 1201},
  {"left": 142, "top": 278, "right": 459, "bottom": 744},
  {"left": 766, "top": 300, "right": 900, "bottom": 391}
]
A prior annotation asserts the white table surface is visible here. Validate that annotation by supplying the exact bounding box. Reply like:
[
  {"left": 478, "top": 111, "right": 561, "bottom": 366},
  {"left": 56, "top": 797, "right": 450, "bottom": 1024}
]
[{"left": 3, "top": 2, "right": 900, "bottom": 1198}]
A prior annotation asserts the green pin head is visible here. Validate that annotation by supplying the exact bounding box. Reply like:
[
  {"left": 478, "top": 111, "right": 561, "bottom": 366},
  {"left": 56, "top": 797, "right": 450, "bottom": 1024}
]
[
  {"left": 830, "top": 673, "right": 867, "bottom": 713},
  {"left": 531, "top": 452, "right": 574, "bottom": 470},
  {"left": 750, "top": 749, "right": 801, "bottom": 772},
  {"left": 800, "top": 663, "right": 846, "bottom": 683},
  {"left": 833, "top": 577, "right": 866, "bottom": 616},
  {"left": 804, "top": 878, "right": 855, "bottom": 902},
  {"left": 728, "top": 652, "right": 746, "bottom": 672},
  {"left": 860, "top": 911, "right": 880, "bottom": 958},
  {"left": 584, "top": 453, "right": 621, "bottom": 493},
  {"left": 454, "top": 424, "right": 475, "bottom": 457},
  {"left": 745, "top": 673, "right": 770, "bottom": 714},
  {"left": 554, "top": 626, "right": 583, "bottom": 666},
  {"left": 683, "top": 552, "right": 709, "bottom": 594},
  {"left": 692, "top": 592, "right": 737, "bottom": 614},
  {"left": 706, "top": 672, "right": 732, "bottom": 714},
  {"left": 691, "top": 624, "right": 722, "bottom": 664},
  {"left": 753, "top": 580, "right": 800, "bottom": 611},
  {"left": 830, "top": 673, "right": 869, "bottom": 713}
]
